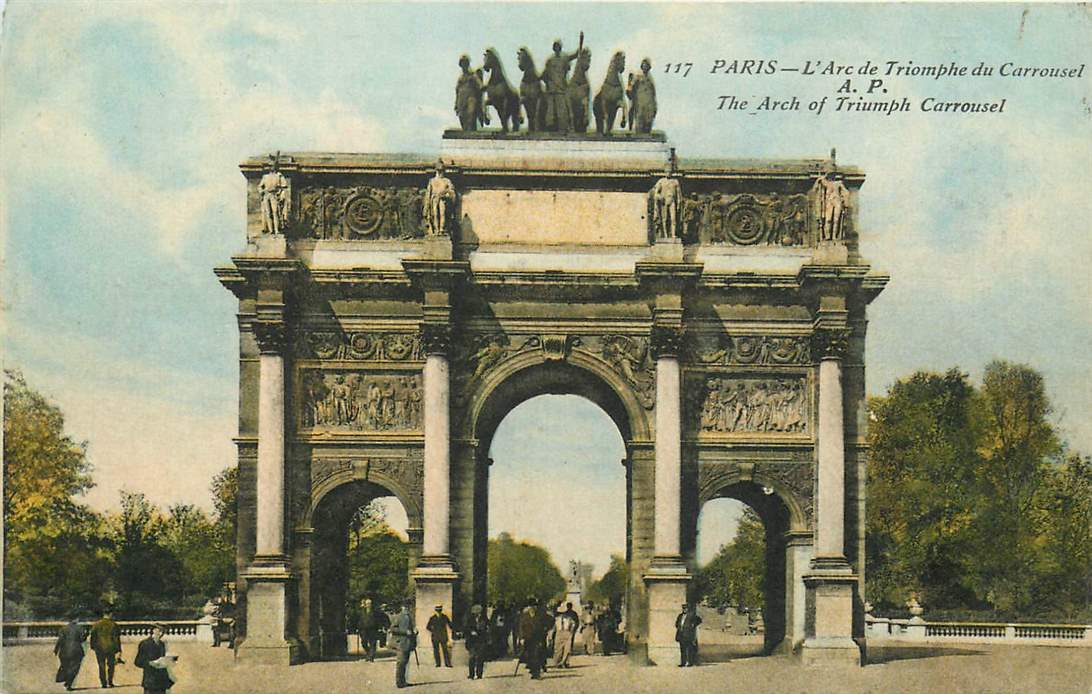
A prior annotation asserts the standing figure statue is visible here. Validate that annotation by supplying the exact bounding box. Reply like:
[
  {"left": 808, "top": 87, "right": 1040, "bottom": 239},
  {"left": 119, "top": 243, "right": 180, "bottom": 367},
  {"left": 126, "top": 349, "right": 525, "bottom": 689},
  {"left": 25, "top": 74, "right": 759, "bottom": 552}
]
[
  {"left": 517, "top": 47, "right": 544, "bottom": 132},
  {"left": 482, "top": 49, "right": 522, "bottom": 133},
  {"left": 259, "top": 156, "right": 290, "bottom": 234},
  {"left": 424, "top": 160, "right": 456, "bottom": 237},
  {"left": 593, "top": 51, "right": 627, "bottom": 135},
  {"left": 455, "top": 54, "right": 485, "bottom": 131},
  {"left": 541, "top": 34, "right": 583, "bottom": 133},
  {"left": 568, "top": 47, "right": 592, "bottom": 133},
  {"left": 627, "top": 58, "right": 657, "bottom": 133},
  {"left": 813, "top": 171, "right": 850, "bottom": 242},
  {"left": 650, "top": 162, "right": 682, "bottom": 240}
]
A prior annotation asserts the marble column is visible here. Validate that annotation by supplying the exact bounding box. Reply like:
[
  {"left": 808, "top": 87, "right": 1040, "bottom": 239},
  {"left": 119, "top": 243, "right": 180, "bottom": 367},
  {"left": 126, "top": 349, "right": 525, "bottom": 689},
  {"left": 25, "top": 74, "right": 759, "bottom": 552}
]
[
  {"left": 413, "top": 323, "right": 459, "bottom": 632},
  {"left": 801, "top": 326, "right": 860, "bottom": 666},
  {"left": 644, "top": 325, "right": 690, "bottom": 666},
  {"left": 238, "top": 320, "right": 301, "bottom": 665}
]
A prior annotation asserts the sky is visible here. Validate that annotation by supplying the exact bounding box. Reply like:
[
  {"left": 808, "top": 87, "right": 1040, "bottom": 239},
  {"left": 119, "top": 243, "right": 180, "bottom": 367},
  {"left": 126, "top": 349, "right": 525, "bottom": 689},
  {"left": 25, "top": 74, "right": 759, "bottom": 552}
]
[{"left": 2, "top": 3, "right": 1090, "bottom": 575}]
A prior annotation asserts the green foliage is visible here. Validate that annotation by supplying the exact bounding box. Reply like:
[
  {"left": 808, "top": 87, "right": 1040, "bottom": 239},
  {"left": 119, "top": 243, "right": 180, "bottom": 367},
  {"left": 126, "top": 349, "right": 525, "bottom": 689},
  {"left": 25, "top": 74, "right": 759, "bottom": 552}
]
[
  {"left": 3, "top": 370, "right": 112, "bottom": 618},
  {"left": 587, "top": 555, "right": 628, "bottom": 607},
  {"left": 695, "top": 508, "right": 765, "bottom": 611},
  {"left": 487, "top": 532, "right": 566, "bottom": 605},
  {"left": 867, "top": 361, "right": 1091, "bottom": 621},
  {"left": 346, "top": 500, "right": 408, "bottom": 613}
]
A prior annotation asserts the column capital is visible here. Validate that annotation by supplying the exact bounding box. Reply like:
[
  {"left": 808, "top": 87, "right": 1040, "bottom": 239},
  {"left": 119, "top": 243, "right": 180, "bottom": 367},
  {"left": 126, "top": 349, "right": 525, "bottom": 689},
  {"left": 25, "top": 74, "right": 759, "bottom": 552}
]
[
  {"left": 650, "top": 324, "right": 685, "bottom": 359},
  {"left": 811, "top": 327, "right": 851, "bottom": 361},
  {"left": 420, "top": 323, "right": 453, "bottom": 356},
  {"left": 253, "top": 320, "right": 289, "bottom": 355}
]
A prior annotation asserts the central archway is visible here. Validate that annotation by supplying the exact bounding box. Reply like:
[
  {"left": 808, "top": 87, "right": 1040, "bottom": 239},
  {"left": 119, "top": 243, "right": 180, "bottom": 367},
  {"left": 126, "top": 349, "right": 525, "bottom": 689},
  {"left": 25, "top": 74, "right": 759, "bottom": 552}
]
[{"left": 458, "top": 352, "right": 654, "bottom": 649}]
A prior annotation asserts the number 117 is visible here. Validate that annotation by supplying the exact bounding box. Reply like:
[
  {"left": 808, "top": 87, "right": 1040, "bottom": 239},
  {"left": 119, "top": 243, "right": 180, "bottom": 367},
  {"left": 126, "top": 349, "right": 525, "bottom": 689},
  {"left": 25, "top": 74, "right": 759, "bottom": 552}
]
[{"left": 664, "top": 62, "right": 693, "bottom": 77}]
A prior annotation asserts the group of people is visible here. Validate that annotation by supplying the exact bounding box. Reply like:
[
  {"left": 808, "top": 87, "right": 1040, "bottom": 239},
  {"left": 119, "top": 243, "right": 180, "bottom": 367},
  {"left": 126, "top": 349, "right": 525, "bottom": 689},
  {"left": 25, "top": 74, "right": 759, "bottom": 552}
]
[{"left": 52, "top": 608, "right": 178, "bottom": 693}]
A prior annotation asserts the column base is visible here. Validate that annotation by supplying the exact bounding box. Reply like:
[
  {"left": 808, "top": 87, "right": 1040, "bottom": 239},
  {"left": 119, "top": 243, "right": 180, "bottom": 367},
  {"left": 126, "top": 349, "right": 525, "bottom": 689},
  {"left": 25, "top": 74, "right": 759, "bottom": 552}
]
[
  {"left": 643, "top": 557, "right": 690, "bottom": 666},
  {"left": 801, "top": 558, "right": 862, "bottom": 666},
  {"left": 237, "top": 557, "right": 304, "bottom": 666},
  {"left": 412, "top": 556, "right": 460, "bottom": 635}
]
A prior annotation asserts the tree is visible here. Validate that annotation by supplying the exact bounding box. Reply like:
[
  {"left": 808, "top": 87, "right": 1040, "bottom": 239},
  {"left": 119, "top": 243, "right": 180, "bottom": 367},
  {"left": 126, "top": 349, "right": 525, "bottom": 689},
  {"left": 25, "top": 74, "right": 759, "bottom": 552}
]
[
  {"left": 487, "top": 533, "right": 566, "bottom": 605},
  {"left": 111, "top": 491, "right": 185, "bottom": 617},
  {"left": 866, "top": 369, "right": 983, "bottom": 611},
  {"left": 346, "top": 500, "right": 409, "bottom": 612},
  {"left": 696, "top": 508, "right": 765, "bottom": 611},
  {"left": 210, "top": 466, "right": 238, "bottom": 550},
  {"left": 3, "top": 370, "right": 111, "bottom": 618},
  {"left": 162, "top": 504, "right": 231, "bottom": 603},
  {"left": 587, "top": 555, "right": 627, "bottom": 607}
]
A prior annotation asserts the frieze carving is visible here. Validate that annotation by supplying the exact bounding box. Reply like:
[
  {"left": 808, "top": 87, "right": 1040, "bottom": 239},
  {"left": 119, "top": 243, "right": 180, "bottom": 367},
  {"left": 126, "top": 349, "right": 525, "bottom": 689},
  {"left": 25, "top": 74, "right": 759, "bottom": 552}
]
[
  {"left": 451, "top": 333, "right": 543, "bottom": 403},
  {"left": 296, "top": 330, "right": 423, "bottom": 362},
  {"left": 578, "top": 334, "right": 656, "bottom": 409},
  {"left": 689, "top": 334, "right": 811, "bottom": 366},
  {"left": 309, "top": 457, "right": 424, "bottom": 512},
  {"left": 696, "top": 377, "right": 808, "bottom": 434},
  {"left": 301, "top": 370, "right": 423, "bottom": 431},
  {"left": 682, "top": 192, "right": 809, "bottom": 247},
  {"left": 299, "top": 185, "right": 425, "bottom": 240},
  {"left": 697, "top": 461, "right": 814, "bottom": 527},
  {"left": 811, "top": 328, "right": 851, "bottom": 360}
]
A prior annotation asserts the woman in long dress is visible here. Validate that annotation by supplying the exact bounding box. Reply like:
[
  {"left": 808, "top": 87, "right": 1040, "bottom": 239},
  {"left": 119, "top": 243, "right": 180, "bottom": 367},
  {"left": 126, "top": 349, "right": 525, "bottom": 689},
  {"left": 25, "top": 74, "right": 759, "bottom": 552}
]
[{"left": 53, "top": 616, "right": 87, "bottom": 691}]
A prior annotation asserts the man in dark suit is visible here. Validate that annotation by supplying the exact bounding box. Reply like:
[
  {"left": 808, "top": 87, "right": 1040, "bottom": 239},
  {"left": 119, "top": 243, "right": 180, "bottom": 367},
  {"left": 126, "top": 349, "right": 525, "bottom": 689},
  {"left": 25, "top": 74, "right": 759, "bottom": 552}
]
[
  {"left": 53, "top": 615, "right": 86, "bottom": 692},
  {"left": 134, "top": 623, "right": 176, "bottom": 694},
  {"left": 425, "top": 604, "right": 453, "bottom": 667},
  {"left": 674, "top": 603, "right": 702, "bottom": 667},
  {"left": 90, "top": 608, "right": 123, "bottom": 688}
]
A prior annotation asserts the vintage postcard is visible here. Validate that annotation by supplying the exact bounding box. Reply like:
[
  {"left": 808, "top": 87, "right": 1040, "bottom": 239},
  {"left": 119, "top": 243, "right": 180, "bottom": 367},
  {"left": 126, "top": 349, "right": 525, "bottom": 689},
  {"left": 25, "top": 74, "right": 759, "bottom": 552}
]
[{"left": 2, "top": 3, "right": 1090, "bottom": 693}]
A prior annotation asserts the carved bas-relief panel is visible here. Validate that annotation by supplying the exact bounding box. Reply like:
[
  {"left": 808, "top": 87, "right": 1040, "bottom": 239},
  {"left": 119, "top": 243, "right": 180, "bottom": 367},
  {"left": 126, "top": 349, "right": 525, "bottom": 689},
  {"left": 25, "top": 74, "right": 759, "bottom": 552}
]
[
  {"left": 300, "top": 370, "right": 423, "bottom": 431},
  {"left": 682, "top": 192, "right": 811, "bottom": 247},
  {"left": 694, "top": 376, "right": 809, "bottom": 435}
]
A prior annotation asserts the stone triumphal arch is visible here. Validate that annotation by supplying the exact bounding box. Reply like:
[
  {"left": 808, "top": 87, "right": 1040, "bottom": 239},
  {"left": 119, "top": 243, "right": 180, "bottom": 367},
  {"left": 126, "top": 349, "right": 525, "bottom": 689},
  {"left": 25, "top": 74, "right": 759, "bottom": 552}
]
[{"left": 217, "top": 127, "right": 887, "bottom": 667}]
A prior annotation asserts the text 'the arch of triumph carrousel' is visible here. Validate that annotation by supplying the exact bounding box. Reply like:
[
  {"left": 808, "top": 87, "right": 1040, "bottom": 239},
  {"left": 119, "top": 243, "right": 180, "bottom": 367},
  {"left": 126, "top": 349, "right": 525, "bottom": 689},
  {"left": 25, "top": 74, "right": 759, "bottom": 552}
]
[{"left": 216, "top": 40, "right": 888, "bottom": 669}]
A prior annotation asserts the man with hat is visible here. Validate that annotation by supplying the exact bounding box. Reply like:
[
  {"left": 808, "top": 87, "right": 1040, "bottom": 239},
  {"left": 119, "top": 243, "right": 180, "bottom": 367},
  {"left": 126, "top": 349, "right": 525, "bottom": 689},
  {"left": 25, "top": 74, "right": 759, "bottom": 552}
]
[
  {"left": 425, "top": 604, "right": 453, "bottom": 667},
  {"left": 674, "top": 602, "right": 702, "bottom": 667},
  {"left": 134, "top": 623, "right": 177, "bottom": 693},
  {"left": 90, "top": 607, "right": 123, "bottom": 688},
  {"left": 463, "top": 604, "right": 489, "bottom": 679},
  {"left": 390, "top": 600, "right": 417, "bottom": 689}
]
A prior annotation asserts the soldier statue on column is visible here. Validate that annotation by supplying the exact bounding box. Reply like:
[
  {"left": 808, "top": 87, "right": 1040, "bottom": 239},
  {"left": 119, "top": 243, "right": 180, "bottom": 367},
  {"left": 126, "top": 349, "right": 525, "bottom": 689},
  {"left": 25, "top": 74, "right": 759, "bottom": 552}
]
[
  {"left": 259, "top": 154, "right": 290, "bottom": 235},
  {"left": 650, "top": 155, "right": 682, "bottom": 240},
  {"left": 812, "top": 170, "right": 850, "bottom": 242}
]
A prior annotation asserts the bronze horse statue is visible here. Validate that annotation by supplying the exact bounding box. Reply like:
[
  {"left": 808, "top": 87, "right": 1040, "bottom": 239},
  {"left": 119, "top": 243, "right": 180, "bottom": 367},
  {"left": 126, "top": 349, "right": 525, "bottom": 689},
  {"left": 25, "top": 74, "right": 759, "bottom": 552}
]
[
  {"left": 482, "top": 48, "right": 522, "bottom": 133},
  {"left": 568, "top": 48, "right": 592, "bottom": 133},
  {"left": 594, "top": 51, "right": 627, "bottom": 135},
  {"left": 517, "top": 47, "right": 544, "bottom": 132}
]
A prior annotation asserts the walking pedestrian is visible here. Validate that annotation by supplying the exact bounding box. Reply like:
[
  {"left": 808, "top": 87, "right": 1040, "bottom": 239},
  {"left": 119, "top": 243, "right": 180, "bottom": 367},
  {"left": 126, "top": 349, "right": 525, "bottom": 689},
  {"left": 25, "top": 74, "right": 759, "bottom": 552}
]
[
  {"left": 90, "top": 608, "right": 122, "bottom": 688},
  {"left": 581, "top": 603, "right": 598, "bottom": 655},
  {"left": 358, "top": 598, "right": 389, "bottom": 661},
  {"left": 391, "top": 601, "right": 417, "bottom": 689},
  {"left": 53, "top": 614, "right": 86, "bottom": 692},
  {"left": 675, "top": 603, "right": 702, "bottom": 667},
  {"left": 426, "top": 604, "right": 453, "bottom": 667},
  {"left": 553, "top": 601, "right": 578, "bottom": 668},
  {"left": 518, "top": 598, "right": 550, "bottom": 680},
  {"left": 464, "top": 604, "right": 489, "bottom": 679},
  {"left": 135, "top": 623, "right": 177, "bottom": 694}
]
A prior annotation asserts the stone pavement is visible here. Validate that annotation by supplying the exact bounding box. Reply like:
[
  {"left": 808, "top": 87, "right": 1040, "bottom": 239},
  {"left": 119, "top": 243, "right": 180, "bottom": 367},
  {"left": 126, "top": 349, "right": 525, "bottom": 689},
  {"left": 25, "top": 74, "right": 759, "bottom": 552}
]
[{"left": 3, "top": 640, "right": 1091, "bottom": 694}]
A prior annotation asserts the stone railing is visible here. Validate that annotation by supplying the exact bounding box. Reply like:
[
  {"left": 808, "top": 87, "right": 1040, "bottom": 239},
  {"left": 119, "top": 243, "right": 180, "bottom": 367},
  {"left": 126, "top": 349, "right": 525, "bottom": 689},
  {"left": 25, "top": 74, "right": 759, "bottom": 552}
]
[
  {"left": 3, "top": 619, "right": 211, "bottom": 645},
  {"left": 866, "top": 615, "right": 1092, "bottom": 647}
]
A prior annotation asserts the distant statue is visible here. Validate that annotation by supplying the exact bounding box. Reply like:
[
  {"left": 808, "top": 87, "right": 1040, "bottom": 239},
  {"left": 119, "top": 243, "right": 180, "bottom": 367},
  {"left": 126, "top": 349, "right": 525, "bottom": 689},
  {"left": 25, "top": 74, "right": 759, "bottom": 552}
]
[
  {"left": 812, "top": 171, "right": 850, "bottom": 242},
  {"left": 424, "top": 160, "right": 456, "bottom": 237},
  {"left": 569, "top": 561, "right": 580, "bottom": 586},
  {"left": 455, "top": 54, "right": 485, "bottom": 131},
  {"left": 482, "top": 48, "right": 522, "bottom": 133},
  {"left": 650, "top": 162, "right": 682, "bottom": 240},
  {"left": 568, "top": 48, "right": 592, "bottom": 133},
  {"left": 627, "top": 58, "right": 657, "bottom": 134},
  {"left": 593, "top": 51, "right": 627, "bottom": 135},
  {"left": 259, "top": 156, "right": 290, "bottom": 234},
  {"left": 517, "top": 47, "right": 545, "bottom": 132},
  {"left": 541, "top": 34, "right": 583, "bottom": 132}
]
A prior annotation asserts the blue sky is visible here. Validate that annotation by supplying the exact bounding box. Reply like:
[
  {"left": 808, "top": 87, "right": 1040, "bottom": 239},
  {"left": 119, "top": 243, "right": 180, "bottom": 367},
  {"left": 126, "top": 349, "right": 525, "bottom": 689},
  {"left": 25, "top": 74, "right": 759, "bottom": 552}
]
[{"left": 2, "top": 3, "right": 1089, "bottom": 572}]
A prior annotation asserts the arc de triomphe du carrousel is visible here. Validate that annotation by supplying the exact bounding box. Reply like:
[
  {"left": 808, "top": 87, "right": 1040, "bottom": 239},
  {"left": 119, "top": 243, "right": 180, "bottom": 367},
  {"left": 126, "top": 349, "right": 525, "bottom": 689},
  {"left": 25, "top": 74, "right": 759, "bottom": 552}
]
[{"left": 216, "top": 42, "right": 887, "bottom": 668}]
